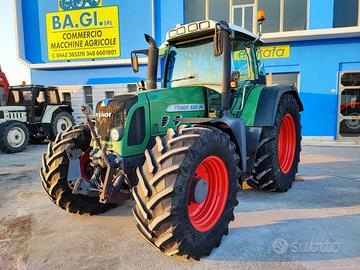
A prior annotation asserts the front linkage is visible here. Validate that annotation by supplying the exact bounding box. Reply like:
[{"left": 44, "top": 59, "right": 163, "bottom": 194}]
[{"left": 69, "top": 106, "right": 130, "bottom": 204}]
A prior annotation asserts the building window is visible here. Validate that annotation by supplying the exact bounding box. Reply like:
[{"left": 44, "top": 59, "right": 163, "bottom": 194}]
[
  {"left": 209, "top": 0, "right": 230, "bottom": 22},
  {"left": 232, "top": 1, "right": 255, "bottom": 32},
  {"left": 83, "top": 86, "right": 93, "bottom": 109},
  {"left": 127, "top": 84, "right": 137, "bottom": 93},
  {"left": 258, "top": 0, "right": 280, "bottom": 33},
  {"left": 283, "top": 0, "right": 307, "bottom": 31},
  {"left": 184, "top": 0, "right": 308, "bottom": 34},
  {"left": 333, "top": 0, "right": 359, "bottom": 28},
  {"left": 258, "top": 0, "right": 307, "bottom": 33},
  {"left": 267, "top": 73, "right": 299, "bottom": 89},
  {"left": 105, "top": 91, "right": 114, "bottom": 99},
  {"left": 185, "top": 0, "right": 206, "bottom": 23},
  {"left": 62, "top": 92, "right": 71, "bottom": 106}
]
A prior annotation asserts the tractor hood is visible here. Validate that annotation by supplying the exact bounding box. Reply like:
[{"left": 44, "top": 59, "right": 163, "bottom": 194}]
[{"left": 95, "top": 85, "right": 207, "bottom": 157}]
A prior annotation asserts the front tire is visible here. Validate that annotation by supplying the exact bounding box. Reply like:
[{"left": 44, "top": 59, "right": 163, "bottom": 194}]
[
  {"left": 132, "top": 126, "right": 240, "bottom": 259},
  {"left": 0, "top": 121, "right": 29, "bottom": 153},
  {"left": 40, "top": 124, "right": 113, "bottom": 215},
  {"left": 247, "top": 94, "right": 301, "bottom": 192}
]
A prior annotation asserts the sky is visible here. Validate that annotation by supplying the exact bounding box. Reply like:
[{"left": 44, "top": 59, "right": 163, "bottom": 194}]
[{"left": 0, "top": 1, "right": 30, "bottom": 85}]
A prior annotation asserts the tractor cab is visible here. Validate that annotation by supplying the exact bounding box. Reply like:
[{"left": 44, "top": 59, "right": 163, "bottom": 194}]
[
  {"left": 7, "top": 85, "right": 62, "bottom": 122},
  {"left": 163, "top": 20, "right": 265, "bottom": 89},
  {"left": 131, "top": 20, "right": 266, "bottom": 120}
]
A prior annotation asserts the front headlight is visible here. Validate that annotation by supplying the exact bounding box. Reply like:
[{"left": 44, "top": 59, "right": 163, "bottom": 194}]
[{"left": 110, "top": 128, "right": 124, "bottom": 141}]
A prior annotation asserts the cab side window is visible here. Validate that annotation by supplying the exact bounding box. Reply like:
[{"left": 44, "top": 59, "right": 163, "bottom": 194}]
[{"left": 231, "top": 40, "right": 257, "bottom": 81}]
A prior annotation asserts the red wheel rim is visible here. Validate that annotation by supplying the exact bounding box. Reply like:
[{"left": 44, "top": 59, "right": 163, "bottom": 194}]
[
  {"left": 187, "top": 156, "right": 228, "bottom": 232},
  {"left": 80, "top": 148, "right": 92, "bottom": 181},
  {"left": 278, "top": 114, "right": 296, "bottom": 174}
]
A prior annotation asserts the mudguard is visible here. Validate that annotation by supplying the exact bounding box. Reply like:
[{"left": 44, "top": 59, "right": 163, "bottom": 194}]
[
  {"left": 254, "top": 85, "right": 303, "bottom": 126},
  {"left": 181, "top": 117, "right": 247, "bottom": 175}
]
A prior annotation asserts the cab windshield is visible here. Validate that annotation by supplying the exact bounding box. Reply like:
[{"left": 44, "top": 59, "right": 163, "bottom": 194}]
[
  {"left": 164, "top": 38, "right": 256, "bottom": 90},
  {"left": 165, "top": 39, "right": 223, "bottom": 89}
]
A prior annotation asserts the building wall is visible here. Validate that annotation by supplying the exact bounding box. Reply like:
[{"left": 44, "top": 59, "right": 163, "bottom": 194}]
[{"left": 264, "top": 37, "right": 360, "bottom": 137}]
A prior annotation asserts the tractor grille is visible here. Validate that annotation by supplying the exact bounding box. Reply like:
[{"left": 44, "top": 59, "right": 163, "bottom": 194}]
[{"left": 95, "top": 95, "right": 138, "bottom": 141}]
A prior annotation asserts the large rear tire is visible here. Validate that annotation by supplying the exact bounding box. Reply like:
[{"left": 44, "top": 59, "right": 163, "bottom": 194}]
[
  {"left": 132, "top": 125, "right": 240, "bottom": 259},
  {"left": 0, "top": 121, "right": 29, "bottom": 153},
  {"left": 247, "top": 94, "right": 301, "bottom": 192},
  {"left": 40, "top": 124, "right": 113, "bottom": 215}
]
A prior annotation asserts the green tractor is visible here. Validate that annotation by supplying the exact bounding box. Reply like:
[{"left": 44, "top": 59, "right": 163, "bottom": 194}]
[{"left": 40, "top": 19, "right": 302, "bottom": 259}]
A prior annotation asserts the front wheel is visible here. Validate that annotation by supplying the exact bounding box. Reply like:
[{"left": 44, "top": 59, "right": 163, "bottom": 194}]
[
  {"left": 247, "top": 94, "right": 302, "bottom": 192},
  {"left": 132, "top": 125, "right": 240, "bottom": 259},
  {"left": 0, "top": 121, "right": 29, "bottom": 153},
  {"left": 40, "top": 124, "right": 113, "bottom": 215}
]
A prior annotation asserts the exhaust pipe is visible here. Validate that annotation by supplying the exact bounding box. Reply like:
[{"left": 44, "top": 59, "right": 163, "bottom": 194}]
[
  {"left": 218, "top": 22, "right": 232, "bottom": 115},
  {"left": 144, "top": 34, "right": 159, "bottom": 90}
]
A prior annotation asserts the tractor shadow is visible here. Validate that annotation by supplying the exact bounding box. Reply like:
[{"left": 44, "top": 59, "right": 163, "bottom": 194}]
[{"left": 207, "top": 159, "right": 360, "bottom": 263}]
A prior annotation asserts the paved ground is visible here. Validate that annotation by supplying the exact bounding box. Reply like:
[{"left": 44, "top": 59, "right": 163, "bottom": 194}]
[{"left": 0, "top": 144, "right": 359, "bottom": 270}]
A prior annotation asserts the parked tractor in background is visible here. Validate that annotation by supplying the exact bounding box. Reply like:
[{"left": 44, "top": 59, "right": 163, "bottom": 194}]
[
  {"left": 0, "top": 85, "right": 74, "bottom": 153},
  {"left": 40, "top": 15, "right": 303, "bottom": 259}
]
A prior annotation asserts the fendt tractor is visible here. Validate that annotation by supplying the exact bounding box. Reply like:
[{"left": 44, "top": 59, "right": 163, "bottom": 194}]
[
  {"left": 0, "top": 71, "right": 75, "bottom": 153},
  {"left": 40, "top": 14, "right": 303, "bottom": 259}
]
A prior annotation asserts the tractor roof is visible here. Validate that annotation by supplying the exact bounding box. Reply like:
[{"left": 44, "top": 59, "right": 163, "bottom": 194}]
[{"left": 165, "top": 20, "right": 262, "bottom": 45}]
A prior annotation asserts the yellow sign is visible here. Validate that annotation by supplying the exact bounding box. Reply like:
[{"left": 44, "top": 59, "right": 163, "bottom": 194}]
[
  {"left": 46, "top": 5, "right": 120, "bottom": 61},
  {"left": 234, "top": 45, "right": 290, "bottom": 61},
  {"left": 260, "top": 45, "right": 290, "bottom": 59}
]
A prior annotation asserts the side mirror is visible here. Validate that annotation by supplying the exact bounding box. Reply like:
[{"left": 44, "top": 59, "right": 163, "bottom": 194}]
[
  {"left": 214, "top": 25, "right": 223, "bottom": 57},
  {"left": 131, "top": 51, "right": 139, "bottom": 73}
]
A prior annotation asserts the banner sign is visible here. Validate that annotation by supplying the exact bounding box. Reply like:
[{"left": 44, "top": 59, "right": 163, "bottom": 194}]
[{"left": 46, "top": 1, "right": 120, "bottom": 61}]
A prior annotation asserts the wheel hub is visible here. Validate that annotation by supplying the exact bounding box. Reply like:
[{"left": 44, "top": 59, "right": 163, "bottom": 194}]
[
  {"left": 7, "top": 127, "right": 25, "bottom": 148},
  {"left": 346, "top": 113, "right": 360, "bottom": 129},
  {"left": 57, "top": 116, "right": 72, "bottom": 133},
  {"left": 193, "top": 178, "right": 208, "bottom": 204}
]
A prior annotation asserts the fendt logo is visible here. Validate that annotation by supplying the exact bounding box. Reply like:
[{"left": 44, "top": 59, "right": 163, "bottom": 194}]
[
  {"left": 59, "top": 0, "right": 102, "bottom": 11},
  {"left": 96, "top": 112, "right": 112, "bottom": 118}
]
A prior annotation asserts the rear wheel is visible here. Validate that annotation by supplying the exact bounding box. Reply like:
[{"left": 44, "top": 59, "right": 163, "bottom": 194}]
[
  {"left": 132, "top": 125, "right": 240, "bottom": 259},
  {"left": 40, "top": 124, "right": 113, "bottom": 215},
  {"left": 50, "top": 111, "right": 75, "bottom": 140},
  {"left": 340, "top": 107, "right": 360, "bottom": 135},
  {"left": 247, "top": 94, "right": 301, "bottom": 192},
  {"left": 0, "top": 121, "right": 29, "bottom": 153}
]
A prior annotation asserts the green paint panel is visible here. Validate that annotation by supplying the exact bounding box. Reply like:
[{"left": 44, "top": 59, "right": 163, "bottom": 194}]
[
  {"left": 146, "top": 86, "right": 206, "bottom": 136},
  {"left": 240, "top": 85, "right": 264, "bottom": 126}
]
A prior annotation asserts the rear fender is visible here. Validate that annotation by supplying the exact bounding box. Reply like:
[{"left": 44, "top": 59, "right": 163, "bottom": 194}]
[
  {"left": 181, "top": 117, "right": 247, "bottom": 175},
  {"left": 41, "top": 105, "right": 72, "bottom": 123},
  {"left": 254, "top": 85, "right": 303, "bottom": 126}
]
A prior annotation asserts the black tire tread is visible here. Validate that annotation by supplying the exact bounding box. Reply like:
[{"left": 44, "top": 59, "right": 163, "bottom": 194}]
[{"left": 247, "top": 94, "right": 302, "bottom": 192}]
